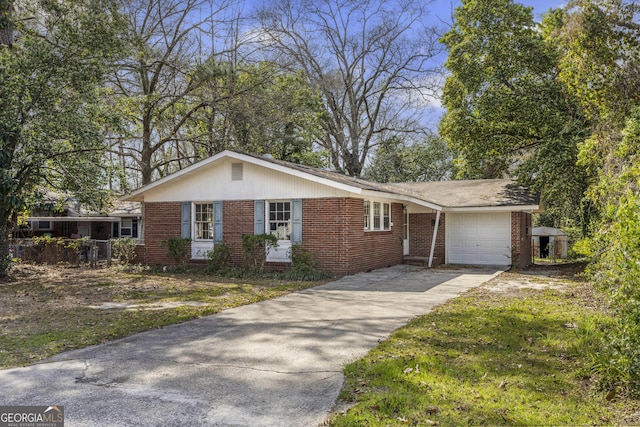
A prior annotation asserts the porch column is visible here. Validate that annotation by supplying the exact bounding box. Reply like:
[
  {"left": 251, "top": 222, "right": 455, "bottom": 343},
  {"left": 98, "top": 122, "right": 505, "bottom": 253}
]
[{"left": 428, "top": 210, "right": 441, "bottom": 268}]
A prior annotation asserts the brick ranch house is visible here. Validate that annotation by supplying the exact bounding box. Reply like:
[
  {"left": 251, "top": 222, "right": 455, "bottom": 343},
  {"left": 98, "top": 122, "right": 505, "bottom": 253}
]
[{"left": 122, "top": 150, "right": 540, "bottom": 275}]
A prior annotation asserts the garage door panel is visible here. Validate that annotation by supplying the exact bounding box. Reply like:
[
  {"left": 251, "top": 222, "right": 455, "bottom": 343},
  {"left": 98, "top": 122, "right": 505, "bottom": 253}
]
[{"left": 447, "top": 213, "right": 511, "bottom": 266}]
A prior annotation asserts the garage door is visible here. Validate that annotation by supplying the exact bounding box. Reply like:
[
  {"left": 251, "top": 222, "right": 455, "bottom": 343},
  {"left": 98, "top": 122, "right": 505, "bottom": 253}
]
[{"left": 446, "top": 213, "right": 511, "bottom": 266}]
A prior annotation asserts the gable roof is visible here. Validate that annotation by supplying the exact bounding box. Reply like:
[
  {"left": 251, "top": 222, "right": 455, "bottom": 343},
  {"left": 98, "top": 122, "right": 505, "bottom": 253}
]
[
  {"left": 32, "top": 191, "right": 141, "bottom": 218},
  {"left": 122, "top": 150, "right": 539, "bottom": 211},
  {"left": 388, "top": 179, "right": 540, "bottom": 209}
]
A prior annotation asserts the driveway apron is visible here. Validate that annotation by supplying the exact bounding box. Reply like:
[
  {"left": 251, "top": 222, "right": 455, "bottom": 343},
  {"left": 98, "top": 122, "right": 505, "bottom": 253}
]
[{"left": 0, "top": 265, "right": 502, "bottom": 426}]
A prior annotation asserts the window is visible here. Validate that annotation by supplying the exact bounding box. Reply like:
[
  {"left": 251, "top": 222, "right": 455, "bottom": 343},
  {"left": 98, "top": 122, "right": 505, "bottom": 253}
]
[
  {"left": 363, "top": 201, "right": 370, "bottom": 230},
  {"left": 373, "top": 202, "right": 381, "bottom": 230},
  {"left": 120, "top": 219, "right": 138, "bottom": 238},
  {"left": 37, "top": 211, "right": 51, "bottom": 230},
  {"left": 195, "top": 203, "right": 213, "bottom": 240},
  {"left": 121, "top": 219, "right": 132, "bottom": 236},
  {"left": 403, "top": 205, "right": 408, "bottom": 240},
  {"left": 364, "top": 201, "right": 391, "bottom": 232},
  {"left": 269, "top": 201, "right": 291, "bottom": 240},
  {"left": 383, "top": 203, "right": 390, "bottom": 229}
]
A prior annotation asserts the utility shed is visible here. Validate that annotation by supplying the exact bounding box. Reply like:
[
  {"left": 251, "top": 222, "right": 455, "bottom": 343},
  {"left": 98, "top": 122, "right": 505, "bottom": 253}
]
[{"left": 531, "top": 227, "right": 568, "bottom": 259}]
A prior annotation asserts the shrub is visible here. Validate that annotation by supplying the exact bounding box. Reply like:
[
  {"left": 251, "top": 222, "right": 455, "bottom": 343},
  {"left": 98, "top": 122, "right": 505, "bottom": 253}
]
[
  {"left": 207, "top": 242, "right": 232, "bottom": 273},
  {"left": 0, "top": 254, "right": 14, "bottom": 276},
  {"left": 65, "top": 236, "right": 92, "bottom": 266},
  {"left": 242, "top": 233, "right": 277, "bottom": 272},
  {"left": 280, "top": 245, "right": 328, "bottom": 280},
  {"left": 162, "top": 237, "right": 192, "bottom": 265},
  {"left": 111, "top": 238, "right": 137, "bottom": 266},
  {"left": 586, "top": 193, "right": 640, "bottom": 395}
]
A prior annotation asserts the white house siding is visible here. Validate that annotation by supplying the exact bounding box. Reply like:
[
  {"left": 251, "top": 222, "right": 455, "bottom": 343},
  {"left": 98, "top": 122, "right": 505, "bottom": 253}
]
[{"left": 141, "top": 158, "right": 353, "bottom": 202}]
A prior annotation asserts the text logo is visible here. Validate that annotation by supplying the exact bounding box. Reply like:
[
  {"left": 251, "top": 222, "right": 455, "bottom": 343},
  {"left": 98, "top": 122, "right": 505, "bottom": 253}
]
[{"left": 0, "top": 406, "right": 64, "bottom": 427}]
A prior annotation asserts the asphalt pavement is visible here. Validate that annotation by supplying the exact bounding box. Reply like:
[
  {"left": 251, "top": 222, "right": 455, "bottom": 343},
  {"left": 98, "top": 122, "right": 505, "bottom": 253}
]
[{"left": 0, "top": 265, "right": 502, "bottom": 426}]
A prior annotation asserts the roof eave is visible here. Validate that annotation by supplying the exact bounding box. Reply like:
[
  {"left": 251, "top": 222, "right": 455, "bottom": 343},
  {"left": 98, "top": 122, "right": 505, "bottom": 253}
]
[
  {"left": 26, "top": 216, "right": 124, "bottom": 222},
  {"left": 442, "top": 204, "right": 540, "bottom": 213},
  {"left": 360, "top": 189, "right": 442, "bottom": 211}
]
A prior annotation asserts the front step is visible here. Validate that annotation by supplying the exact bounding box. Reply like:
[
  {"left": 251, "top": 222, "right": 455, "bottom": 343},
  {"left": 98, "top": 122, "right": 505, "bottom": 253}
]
[{"left": 403, "top": 256, "right": 433, "bottom": 267}]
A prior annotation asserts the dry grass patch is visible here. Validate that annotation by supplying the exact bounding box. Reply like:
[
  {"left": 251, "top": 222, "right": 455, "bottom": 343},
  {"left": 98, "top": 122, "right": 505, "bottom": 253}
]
[{"left": 0, "top": 264, "right": 322, "bottom": 368}]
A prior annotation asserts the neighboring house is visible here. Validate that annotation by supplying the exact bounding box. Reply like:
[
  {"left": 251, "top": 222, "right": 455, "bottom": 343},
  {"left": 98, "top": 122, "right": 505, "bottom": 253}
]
[
  {"left": 122, "top": 151, "right": 540, "bottom": 275},
  {"left": 532, "top": 226, "right": 569, "bottom": 259},
  {"left": 15, "top": 193, "right": 142, "bottom": 241}
]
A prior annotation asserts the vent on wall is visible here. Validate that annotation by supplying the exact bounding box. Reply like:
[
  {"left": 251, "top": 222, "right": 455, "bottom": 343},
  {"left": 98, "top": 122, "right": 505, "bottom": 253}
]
[{"left": 231, "top": 162, "right": 243, "bottom": 181}]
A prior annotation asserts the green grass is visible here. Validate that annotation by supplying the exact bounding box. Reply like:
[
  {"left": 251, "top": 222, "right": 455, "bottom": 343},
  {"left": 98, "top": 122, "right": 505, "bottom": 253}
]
[
  {"left": 0, "top": 266, "right": 321, "bottom": 368},
  {"left": 328, "top": 281, "right": 635, "bottom": 426}
]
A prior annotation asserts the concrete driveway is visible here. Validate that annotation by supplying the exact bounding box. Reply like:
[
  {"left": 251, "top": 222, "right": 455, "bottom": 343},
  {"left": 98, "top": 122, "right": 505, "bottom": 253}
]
[{"left": 0, "top": 265, "right": 502, "bottom": 426}]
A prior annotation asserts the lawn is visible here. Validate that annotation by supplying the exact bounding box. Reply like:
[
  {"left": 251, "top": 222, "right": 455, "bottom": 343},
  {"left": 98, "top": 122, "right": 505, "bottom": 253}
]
[
  {"left": 327, "top": 267, "right": 639, "bottom": 426},
  {"left": 0, "top": 264, "right": 322, "bottom": 368}
]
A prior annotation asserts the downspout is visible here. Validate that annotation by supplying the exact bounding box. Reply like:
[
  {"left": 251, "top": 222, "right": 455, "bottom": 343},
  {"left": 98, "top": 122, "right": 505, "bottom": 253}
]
[{"left": 428, "top": 209, "right": 441, "bottom": 268}]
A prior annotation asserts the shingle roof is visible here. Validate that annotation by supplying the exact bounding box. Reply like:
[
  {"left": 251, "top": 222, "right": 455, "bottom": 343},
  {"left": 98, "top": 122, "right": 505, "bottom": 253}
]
[
  {"left": 123, "top": 150, "right": 539, "bottom": 210},
  {"left": 247, "top": 153, "right": 538, "bottom": 209},
  {"left": 387, "top": 179, "right": 540, "bottom": 208}
]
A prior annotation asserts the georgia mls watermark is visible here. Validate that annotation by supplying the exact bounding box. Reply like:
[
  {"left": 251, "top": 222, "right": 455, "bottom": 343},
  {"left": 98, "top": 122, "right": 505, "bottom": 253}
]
[{"left": 0, "top": 406, "right": 64, "bottom": 427}]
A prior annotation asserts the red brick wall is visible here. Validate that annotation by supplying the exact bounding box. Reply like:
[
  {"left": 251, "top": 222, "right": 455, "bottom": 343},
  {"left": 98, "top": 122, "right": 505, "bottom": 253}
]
[
  {"left": 134, "top": 244, "right": 146, "bottom": 264},
  {"left": 349, "top": 203, "right": 404, "bottom": 273},
  {"left": 408, "top": 212, "right": 446, "bottom": 266},
  {"left": 142, "top": 198, "right": 408, "bottom": 275},
  {"left": 141, "top": 201, "right": 533, "bottom": 271},
  {"left": 299, "top": 198, "right": 351, "bottom": 275},
  {"left": 299, "top": 199, "right": 406, "bottom": 275},
  {"left": 511, "top": 211, "right": 532, "bottom": 268},
  {"left": 139, "top": 198, "right": 432, "bottom": 275},
  {"left": 142, "top": 202, "right": 184, "bottom": 265},
  {"left": 223, "top": 200, "right": 254, "bottom": 267},
  {"left": 341, "top": 200, "right": 404, "bottom": 275}
]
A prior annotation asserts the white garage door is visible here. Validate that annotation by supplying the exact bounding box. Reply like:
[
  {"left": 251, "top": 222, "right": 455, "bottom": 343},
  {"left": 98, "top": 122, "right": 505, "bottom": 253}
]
[{"left": 446, "top": 213, "right": 511, "bottom": 266}]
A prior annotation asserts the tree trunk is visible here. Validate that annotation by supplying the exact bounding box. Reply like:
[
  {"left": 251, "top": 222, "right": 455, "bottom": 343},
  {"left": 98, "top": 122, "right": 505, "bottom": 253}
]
[
  {"left": 141, "top": 113, "right": 153, "bottom": 185},
  {"left": 0, "top": 0, "right": 13, "bottom": 47},
  {"left": 0, "top": 208, "right": 12, "bottom": 278}
]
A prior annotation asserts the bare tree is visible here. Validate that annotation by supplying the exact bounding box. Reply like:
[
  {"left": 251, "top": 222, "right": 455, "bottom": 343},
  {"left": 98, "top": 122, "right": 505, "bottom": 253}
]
[
  {"left": 257, "top": 0, "right": 442, "bottom": 176},
  {"left": 110, "top": 0, "right": 237, "bottom": 187}
]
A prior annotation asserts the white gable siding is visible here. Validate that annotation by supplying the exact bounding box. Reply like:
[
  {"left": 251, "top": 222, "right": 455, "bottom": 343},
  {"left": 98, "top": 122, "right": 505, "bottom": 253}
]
[{"left": 142, "top": 158, "right": 353, "bottom": 202}]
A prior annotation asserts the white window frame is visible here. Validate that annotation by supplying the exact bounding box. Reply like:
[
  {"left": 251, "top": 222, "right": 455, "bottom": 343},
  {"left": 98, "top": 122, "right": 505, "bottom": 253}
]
[
  {"left": 194, "top": 203, "right": 214, "bottom": 241},
  {"left": 266, "top": 200, "right": 292, "bottom": 263},
  {"left": 268, "top": 200, "right": 292, "bottom": 241},
  {"left": 363, "top": 200, "right": 392, "bottom": 232},
  {"left": 373, "top": 202, "right": 381, "bottom": 230},
  {"left": 120, "top": 219, "right": 133, "bottom": 237},
  {"left": 363, "top": 201, "right": 370, "bottom": 230}
]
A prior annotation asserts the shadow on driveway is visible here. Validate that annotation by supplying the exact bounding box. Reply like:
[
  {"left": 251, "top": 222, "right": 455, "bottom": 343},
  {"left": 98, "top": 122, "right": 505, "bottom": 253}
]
[{"left": 0, "top": 265, "right": 502, "bottom": 427}]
